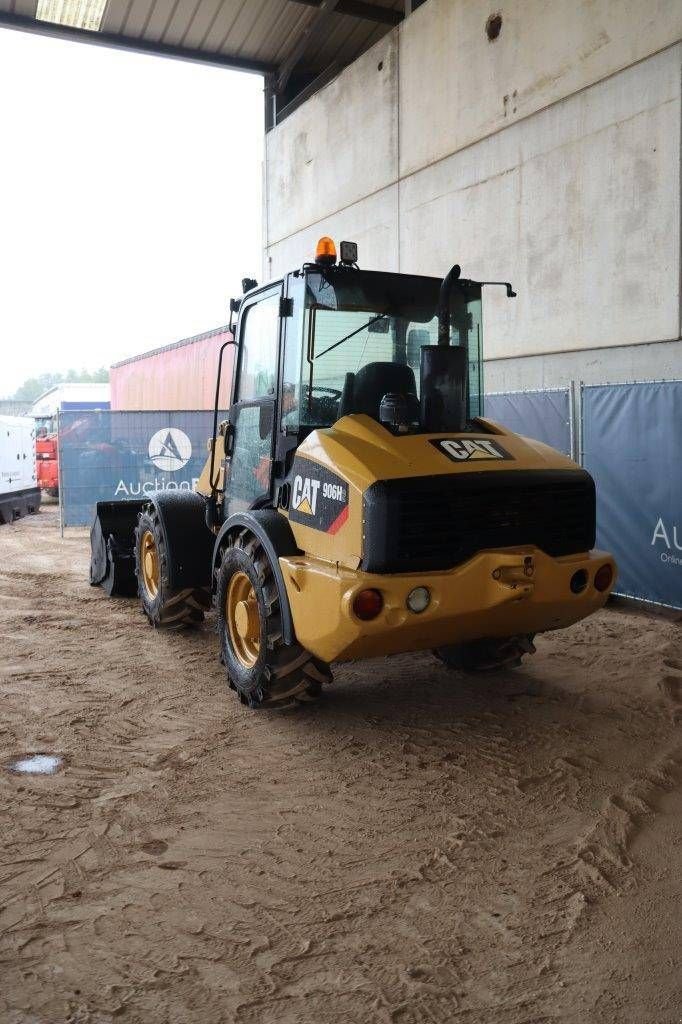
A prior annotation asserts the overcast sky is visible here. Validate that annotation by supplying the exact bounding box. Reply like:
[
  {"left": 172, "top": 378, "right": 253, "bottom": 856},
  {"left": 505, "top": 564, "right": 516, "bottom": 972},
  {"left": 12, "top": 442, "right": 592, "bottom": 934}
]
[{"left": 0, "top": 26, "right": 264, "bottom": 397}]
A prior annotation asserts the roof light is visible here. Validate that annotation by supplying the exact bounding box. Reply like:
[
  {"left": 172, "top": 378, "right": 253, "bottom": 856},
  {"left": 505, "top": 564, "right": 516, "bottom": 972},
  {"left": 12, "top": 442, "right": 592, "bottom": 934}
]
[
  {"left": 315, "top": 236, "right": 337, "bottom": 266},
  {"left": 36, "top": 0, "right": 108, "bottom": 32},
  {"left": 339, "top": 240, "right": 358, "bottom": 265}
]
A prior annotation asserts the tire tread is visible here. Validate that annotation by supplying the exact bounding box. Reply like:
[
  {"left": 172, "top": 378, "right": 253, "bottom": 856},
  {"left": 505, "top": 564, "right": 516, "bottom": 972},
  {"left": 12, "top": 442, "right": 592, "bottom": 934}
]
[
  {"left": 134, "top": 505, "right": 211, "bottom": 630},
  {"left": 217, "top": 528, "right": 331, "bottom": 709}
]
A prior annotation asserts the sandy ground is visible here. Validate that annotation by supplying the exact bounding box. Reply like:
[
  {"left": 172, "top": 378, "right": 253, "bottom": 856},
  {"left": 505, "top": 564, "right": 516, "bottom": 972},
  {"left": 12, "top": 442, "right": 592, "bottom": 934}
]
[{"left": 1, "top": 506, "right": 681, "bottom": 1024}]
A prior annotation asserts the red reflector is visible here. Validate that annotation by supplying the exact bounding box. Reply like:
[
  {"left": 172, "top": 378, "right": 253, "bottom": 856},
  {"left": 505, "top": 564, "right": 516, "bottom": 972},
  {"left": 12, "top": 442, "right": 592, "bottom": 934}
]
[
  {"left": 353, "top": 588, "right": 383, "bottom": 621},
  {"left": 594, "top": 564, "right": 613, "bottom": 592}
]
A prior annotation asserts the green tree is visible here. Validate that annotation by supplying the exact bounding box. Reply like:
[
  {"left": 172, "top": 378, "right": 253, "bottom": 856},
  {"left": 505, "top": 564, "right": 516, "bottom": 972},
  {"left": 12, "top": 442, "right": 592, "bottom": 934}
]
[{"left": 12, "top": 368, "right": 109, "bottom": 403}]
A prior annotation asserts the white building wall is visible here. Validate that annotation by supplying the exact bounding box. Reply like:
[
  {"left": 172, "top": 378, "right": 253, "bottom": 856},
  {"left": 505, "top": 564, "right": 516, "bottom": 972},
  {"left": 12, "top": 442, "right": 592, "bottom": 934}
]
[
  {"left": 264, "top": 0, "right": 682, "bottom": 384},
  {"left": 266, "top": 34, "right": 399, "bottom": 254}
]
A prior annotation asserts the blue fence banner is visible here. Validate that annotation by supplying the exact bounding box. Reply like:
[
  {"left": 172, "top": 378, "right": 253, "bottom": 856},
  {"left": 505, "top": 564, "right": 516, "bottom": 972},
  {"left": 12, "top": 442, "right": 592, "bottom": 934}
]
[
  {"left": 582, "top": 381, "right": 682, "bottom": 609},
  {"left": 58, "top": 410, "right": 218, "bottom": 527},
  {"left": 56, "top": 387, "right": 682, "bottom": 611},
  {"left": 485, "top": 389, "right": 571, "bottom": 456}
]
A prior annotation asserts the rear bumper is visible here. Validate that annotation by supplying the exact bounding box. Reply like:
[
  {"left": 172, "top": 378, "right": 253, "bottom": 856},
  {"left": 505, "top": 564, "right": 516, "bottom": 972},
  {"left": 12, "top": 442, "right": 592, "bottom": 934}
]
[
  {"left": 0, "top": 487, "right": 41, "bottom": 525},
  {"left": 279, "top": 547, "right": 616, "bottom": 663}
]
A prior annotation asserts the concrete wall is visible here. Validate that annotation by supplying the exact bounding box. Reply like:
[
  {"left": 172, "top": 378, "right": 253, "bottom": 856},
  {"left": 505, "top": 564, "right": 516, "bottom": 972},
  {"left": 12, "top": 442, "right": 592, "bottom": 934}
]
[
  {"left": 264, "top": 0, "right": 682, "bottom": 387},
  {"left": 265, "top": 32, "right": 400, "bottom": 275}
]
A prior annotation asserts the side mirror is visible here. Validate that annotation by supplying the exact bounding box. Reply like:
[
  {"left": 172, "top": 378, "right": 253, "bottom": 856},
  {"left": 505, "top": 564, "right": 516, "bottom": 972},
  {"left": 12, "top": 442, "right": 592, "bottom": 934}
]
[{"left": 228, "top": 297, "right": 241, "bottom": 334}]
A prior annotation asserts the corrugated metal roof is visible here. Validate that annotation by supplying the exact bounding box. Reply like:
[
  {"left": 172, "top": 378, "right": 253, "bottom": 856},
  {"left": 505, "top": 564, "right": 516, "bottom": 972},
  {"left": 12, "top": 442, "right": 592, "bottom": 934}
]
[
  {"left": 0, "top": 0, "right": 404, "bottom": 119},
  {"left": 110, "top": 323, "right": 232, "bottom": 368}
]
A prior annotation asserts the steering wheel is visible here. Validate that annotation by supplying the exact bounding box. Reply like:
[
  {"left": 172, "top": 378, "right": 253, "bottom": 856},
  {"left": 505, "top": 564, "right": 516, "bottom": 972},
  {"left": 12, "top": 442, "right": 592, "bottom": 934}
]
[
  {"left": 299, "top": 384, "right": 343, "bottom": 425},
  {"left": 305, "top": 385, "right": 342, "bottom": 400}
]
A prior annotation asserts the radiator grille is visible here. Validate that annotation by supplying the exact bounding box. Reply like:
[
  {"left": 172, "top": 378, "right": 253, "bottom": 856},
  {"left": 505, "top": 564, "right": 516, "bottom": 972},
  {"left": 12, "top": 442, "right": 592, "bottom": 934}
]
[{"left": 362, "top": 470, "right": 596, "bottom": 573}]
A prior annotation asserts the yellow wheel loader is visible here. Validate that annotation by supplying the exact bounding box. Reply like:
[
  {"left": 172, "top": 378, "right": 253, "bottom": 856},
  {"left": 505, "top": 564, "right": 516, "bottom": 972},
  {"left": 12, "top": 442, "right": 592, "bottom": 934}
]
[{"left": 90, "top": 237, "right": 616, "bottom": 708}]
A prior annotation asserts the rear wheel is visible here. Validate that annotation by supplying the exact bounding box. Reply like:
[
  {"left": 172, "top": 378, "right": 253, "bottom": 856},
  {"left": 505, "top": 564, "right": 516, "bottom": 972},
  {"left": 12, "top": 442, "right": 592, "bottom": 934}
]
[
  {"left": 217, "top": 529, "right": 331, "bottom": 709},
  {"left": 134, "top": 507, "right": 211, "bottom": 628},
  {"left": 434, "top": 635, "right": 536, "bottom": 672}
]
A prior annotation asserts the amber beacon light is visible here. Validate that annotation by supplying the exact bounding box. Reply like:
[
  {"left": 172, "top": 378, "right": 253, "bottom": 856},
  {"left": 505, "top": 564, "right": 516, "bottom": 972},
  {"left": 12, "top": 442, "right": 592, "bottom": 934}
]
[{"left": 315, "top": 236, "right": 337, "bottom": 265}]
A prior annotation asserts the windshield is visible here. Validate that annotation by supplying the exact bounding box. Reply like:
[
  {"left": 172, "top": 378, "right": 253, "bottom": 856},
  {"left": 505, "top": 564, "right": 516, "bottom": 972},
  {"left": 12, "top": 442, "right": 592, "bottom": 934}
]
[
  {"left": 284, "top": 268, "right": 483, "bottom": 430},
  {"left": 35, "top": 416, "right": 55, "bottom": 435}
]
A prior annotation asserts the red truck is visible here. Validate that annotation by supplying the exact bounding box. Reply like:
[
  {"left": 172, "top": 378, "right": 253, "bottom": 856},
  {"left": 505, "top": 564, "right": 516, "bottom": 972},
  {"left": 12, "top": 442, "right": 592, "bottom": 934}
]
[
  {"left": 31, "top": 383, "right": 111, "bottom": 496},
  {"left": 35, "top": 433, "right": 59, "bottom": 495}
]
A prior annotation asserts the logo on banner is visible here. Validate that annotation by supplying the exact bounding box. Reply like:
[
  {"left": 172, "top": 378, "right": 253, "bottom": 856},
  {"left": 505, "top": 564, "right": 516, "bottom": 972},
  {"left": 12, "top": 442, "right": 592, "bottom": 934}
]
[
  {"left": 148, "top": 427, "right": 192, "bottom": 471},
  {"left": 651, "top": 517, "right": 682, "bottom": 566},
  {"left": 430, "top": 437, "right": 513, "bottom": 462}
]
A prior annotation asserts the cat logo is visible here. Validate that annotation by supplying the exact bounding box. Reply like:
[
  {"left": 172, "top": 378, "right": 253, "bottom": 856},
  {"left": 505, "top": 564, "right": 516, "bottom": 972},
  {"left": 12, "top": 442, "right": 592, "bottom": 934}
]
[
  {"left": 430, "top": 437, "right": 513, "bottom": 462},
  {"left": 292, "top": 475, "right": 321, "bottom": 516},
  {"left": 289, "top": 459, "right": 349, "bottom": 533}
]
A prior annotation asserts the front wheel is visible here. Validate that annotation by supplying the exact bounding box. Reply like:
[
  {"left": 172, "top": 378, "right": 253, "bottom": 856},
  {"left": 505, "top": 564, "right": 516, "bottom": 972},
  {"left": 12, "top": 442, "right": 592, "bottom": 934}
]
[
  {"left": 434, "top": 635, "right": 536, "bottom": 672},
  {"left": 216, "top": 530, "right": 331, "bottom": 709},
  {"left": 134, "top": 507, "right": 211, "bottom": 628}
]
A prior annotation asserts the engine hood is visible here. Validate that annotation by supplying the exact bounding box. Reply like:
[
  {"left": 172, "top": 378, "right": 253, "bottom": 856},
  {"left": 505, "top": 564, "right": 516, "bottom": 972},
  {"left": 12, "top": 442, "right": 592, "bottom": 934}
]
[{"left": 297, "top": 414, "right": 578, "bottom": 494}]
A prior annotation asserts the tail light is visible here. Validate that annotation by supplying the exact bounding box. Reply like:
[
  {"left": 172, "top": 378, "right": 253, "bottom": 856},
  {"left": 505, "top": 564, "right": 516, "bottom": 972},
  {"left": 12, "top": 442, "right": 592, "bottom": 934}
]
[
  {"left": 594, "top": 564, "right": 613, "bottom": 592},
  {"left": 353, "top": 589, "right": 383, "bottom": 621}
]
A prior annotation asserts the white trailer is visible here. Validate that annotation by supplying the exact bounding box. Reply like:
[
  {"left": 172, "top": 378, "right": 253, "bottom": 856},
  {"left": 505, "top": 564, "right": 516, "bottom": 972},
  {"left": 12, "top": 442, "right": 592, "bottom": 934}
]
[
  {"left": 0, "top": 415, "right": 41, "bottom": 524},
  {"left": 31, "top": 382, "right": 111, "bottom": 425}
]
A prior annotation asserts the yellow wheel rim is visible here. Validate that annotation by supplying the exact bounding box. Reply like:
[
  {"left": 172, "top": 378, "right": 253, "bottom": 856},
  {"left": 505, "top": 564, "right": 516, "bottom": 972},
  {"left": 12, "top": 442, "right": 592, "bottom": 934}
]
[
  {"left": 226, "top": 571, "right": 260, "bottom": 668},
  {"left": 140, "top": 529, "right": 160, "bottom": 599}
]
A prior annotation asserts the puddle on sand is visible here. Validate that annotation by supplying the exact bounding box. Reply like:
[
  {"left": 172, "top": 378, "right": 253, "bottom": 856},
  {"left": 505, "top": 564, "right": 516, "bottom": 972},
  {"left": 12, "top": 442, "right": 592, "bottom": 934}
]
[{"left": 7, "top": 754, "right": 63, "bottom": 775}]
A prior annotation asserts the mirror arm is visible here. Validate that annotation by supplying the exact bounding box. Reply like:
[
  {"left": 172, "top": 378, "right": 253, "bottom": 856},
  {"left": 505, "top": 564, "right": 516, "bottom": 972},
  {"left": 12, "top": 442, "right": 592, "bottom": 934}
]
[{"left": 479, "top": 281, "right": 517, "bottom": 298}]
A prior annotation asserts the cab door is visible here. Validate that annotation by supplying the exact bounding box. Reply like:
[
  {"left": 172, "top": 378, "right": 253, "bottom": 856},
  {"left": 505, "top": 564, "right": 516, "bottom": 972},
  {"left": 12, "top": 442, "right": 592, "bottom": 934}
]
[{"left": 225, "top": 285, "right": 282, "bottom": 518}]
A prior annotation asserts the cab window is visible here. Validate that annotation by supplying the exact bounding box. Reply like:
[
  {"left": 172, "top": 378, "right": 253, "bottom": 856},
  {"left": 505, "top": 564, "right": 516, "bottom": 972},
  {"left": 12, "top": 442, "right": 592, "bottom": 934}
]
[{"left": 236, "top": 293, "right": 280, "bottom": 401}]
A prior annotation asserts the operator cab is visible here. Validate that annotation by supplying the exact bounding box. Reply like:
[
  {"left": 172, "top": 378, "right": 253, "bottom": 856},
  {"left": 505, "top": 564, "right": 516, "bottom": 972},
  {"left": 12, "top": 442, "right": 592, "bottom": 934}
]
[
  {"left": 220, "top": 239, "right": 513, "bottom": 517},
  {"left": 283, "top": 240, "right": 484, "bottom": 438}
]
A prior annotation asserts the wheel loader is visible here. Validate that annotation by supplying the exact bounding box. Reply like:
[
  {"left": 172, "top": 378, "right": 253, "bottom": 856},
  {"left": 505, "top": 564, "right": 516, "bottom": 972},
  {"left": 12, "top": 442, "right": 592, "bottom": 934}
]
[{"left": 90, "top": 237, "right": 616, "bottom": 708}]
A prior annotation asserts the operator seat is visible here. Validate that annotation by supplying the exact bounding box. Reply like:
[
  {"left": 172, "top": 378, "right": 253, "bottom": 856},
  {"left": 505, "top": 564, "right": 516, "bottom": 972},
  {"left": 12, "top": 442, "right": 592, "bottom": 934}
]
[{"left": 337, "top": 362, "right": 418, "bottom": 421}]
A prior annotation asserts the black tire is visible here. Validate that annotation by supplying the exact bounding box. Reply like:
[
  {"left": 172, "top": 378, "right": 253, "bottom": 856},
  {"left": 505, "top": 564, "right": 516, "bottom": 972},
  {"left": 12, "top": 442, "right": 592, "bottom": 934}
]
[
  {"left": 216, "top": 529, "right": 331, "bottom": 709},
  {"left": 134, "top": 506, "right": 211, "bottom": 629},
  {"left": 434, "top": 634, "right": 536, "bottom": 672}
]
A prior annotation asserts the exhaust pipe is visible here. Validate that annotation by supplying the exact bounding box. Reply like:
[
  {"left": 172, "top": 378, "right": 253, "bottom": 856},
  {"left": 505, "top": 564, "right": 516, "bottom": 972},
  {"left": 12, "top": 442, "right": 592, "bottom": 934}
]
[
  {"left": 437, "top": 263, "right": 461, "bottom": 346},
  {"left": 421, "top": 263, "right": 467, "bottom": 432}
]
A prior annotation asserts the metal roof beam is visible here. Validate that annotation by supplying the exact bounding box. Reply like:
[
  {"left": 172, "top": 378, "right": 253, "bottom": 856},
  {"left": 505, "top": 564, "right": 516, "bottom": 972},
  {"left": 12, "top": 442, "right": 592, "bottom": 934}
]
[
  {"left": 290, "top": 0, "right": 402, "bottom": 26},
  {"left": 277, "top": 0, "right": 342, "bottom": 93},
  {"left": 275, "top": 61, "right": 340, "bottom": 123},
  {"left": 0, "top": 9, "right": 275, "bottom": 75}
]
